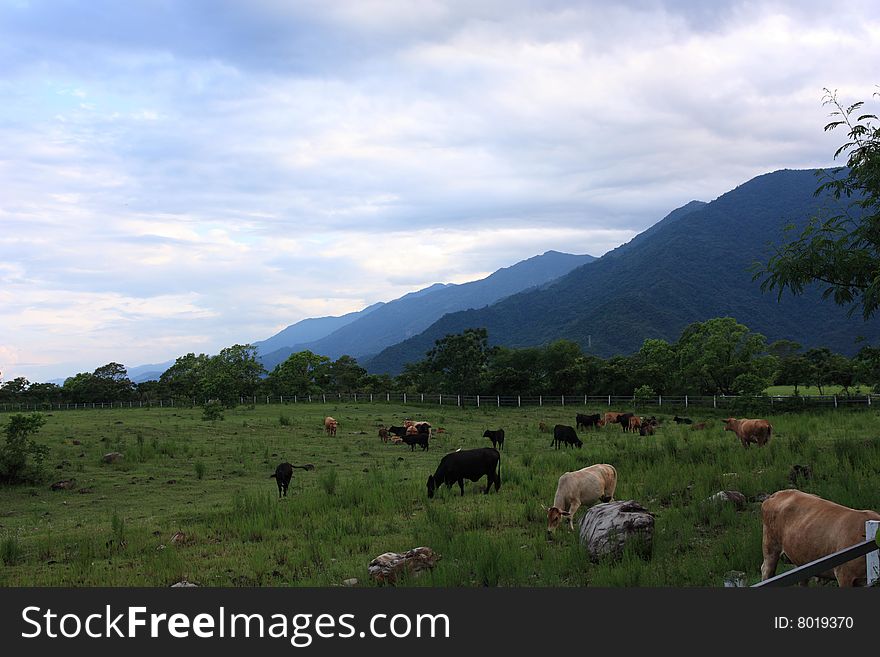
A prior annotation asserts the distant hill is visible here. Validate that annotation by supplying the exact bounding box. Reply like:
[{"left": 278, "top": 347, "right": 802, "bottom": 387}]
[
  {"left": 365, "top": 169, "right": 880, "bottom": 375},
  {"left": 254, "top": 302, "right": 385, "bottom": 357},
  {"left": 259, "top": 250, "right": 596, "bottom": 370},
  {"left": 126, "top": 360, "right": 176, "bottom": 383}
]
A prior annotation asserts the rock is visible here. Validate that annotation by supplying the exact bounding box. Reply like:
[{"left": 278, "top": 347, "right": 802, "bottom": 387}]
[
  {"left": 50, "top": 479, "right": 76, "bottom": 491},
  {"left": 72, "top": 440, "right": 81, "bottom": 446},
  {"left": 751, "top": 493, "right": 772, "bottom": 503},
  {"left": 578, "top": 500, "right": 654, "bottom": 562},
  {"left": 368, "top": 547, "right": 441, "bottom": 585},
  {"left": 707, "top": 490, "right": 747, "bottom": 510},
  {"left": 170, "top": 531, "right": 186, "bottom": 544},
  {"left": 102, "top": 452, "right": 124, "bottom": 464},
  {"left": 342, "top": 578, "right": 358, "bottom": 587},
  {"left": 170, "top": 580, "right": 198, "bottom": 587},
  {"left": 724, "top": 570, "right": 747, "bottom": 587}
]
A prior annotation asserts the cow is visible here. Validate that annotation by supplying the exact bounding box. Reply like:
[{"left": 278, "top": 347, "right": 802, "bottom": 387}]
[
  {"left": 603, "top": 412, "right": 622, "bottom": 427},
  {"left": 483, "top": 429, "right": 505, "bottom": 450},
  {"left": 617, "top": 413, "right": 635, "bottom": 432},
  {"left": 546, "top": 464, "right": 618, "bottom": 536},
  {"left": 576, "top": 413, "right": 602, "bottom": 431},
  {"left": 538, "top": 422, "right": 551, "bottom": 434},
  {"left": 403, "top": 432, "right": 429, "bottom": 451},
  {"left": 324, "top": 416, "right": 338, "bottom": 436},
  {"left": 673, "top": 415, "right": 693, "bottom": 424},
  {"left": 406, "top": 424, "right": 419, "bottom": 436},
  {"left": 724, "top": 417, "right": 772, "bottom": 448},
  {"left": 427, "top": 448, "right": 501, "bottom": 498},
  {"left": 414, "top": 421, "right": 431, "bottom": 433},
  {"left": 760, "top": 489, "right": 880, "bottom": 587},
  {"left": 628, "top": 415, "right": 643, "bottom": 432},
  {"left": 388, "top": 425, "right": 408, "bottom": 438},
  {"left": 270, "top": 462, "right": 315, "bottom": 498},
  {"left": 552, "top": 424, "right": 582, "bottom": 449},
  {"left": 691, "top": 422, "right": 709, "bottom": 431},
  {"left": 378, "top": 427, "right": 390, "bottom": 443},
  {"left": 638, "top": 422, "right": 655, "bottom": 436}
]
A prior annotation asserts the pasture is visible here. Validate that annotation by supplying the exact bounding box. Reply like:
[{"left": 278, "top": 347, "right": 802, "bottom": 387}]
[{"left": 1, "top": 403, "right": 879, "bottom": 587}]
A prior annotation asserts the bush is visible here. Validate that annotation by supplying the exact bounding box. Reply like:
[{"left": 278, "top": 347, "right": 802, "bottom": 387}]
[
  {"left": 202, "top": 401, "right": 225, "bottom": 422},
  {"left": 194, "top": 460, "right": 206, "bottom": 480},
  {"left": 0, "top": 413, "right": 49, "bottom": 485}
]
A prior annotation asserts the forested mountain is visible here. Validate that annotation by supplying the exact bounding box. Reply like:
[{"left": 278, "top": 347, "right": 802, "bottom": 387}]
[
  {"left": 365, "top": 169, "right": 880, "bottom": 374},
  {"left": 258, "top": 250, "right": 595, "bottom": 370}
]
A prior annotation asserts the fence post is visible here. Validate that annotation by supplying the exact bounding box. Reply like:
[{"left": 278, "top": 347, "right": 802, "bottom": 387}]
[
  {"left": 713, "top": 395, "right": 717, "bottom": 409},
  {"left": 308, "top": 395, "right": 311, "bottom": 403},
  {"left": 497, "top": 395, "right": 500, "bottom": 408},
  {"left": 562, "top": 395, "right": 565, "bottom": 406},
  {"left": 834, "top": 395, "right": 838, "bottom": 408},
  {"left": 608, "top": 395, "right": 611, "bottom": 406},
  {"left": 439, "top": 394, "right": 442, "bottom": 406},
  {"left": 867, "top": 521, "right": 880, "bottom": 586},
  {"left": 539, "top": 395, "right": 543, "bottom": 407},
  {"left": 477, "top": 395, "right": 480, "bottom": 408},
  {"left": 518, "top": 395, "right": 521, "bottom": 408},
  {"left": 404, "top": 392, "right": 407, "bottom": 404},
  {"left": 458, "top": 395, "right": 461, "bottom": 407},
  {"left": 322, "top": 394, "right": 326, "bottom": 403},
  {"left": 659, "top": 395, "right": 662, "bottom": 406},
  {"left": 370, "top": 394, "right": 373, "bottom": 403},
  {"left": 685, "top": 395, "right": 688, "bottom": 408}
]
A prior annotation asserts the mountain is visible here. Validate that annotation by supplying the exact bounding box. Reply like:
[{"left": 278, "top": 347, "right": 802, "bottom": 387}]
[
  {"left": 126, "top": 360, "right": 176, "bottom": 384},
  {"left": 259, "top": 250, "right": 596, "bottom": 371},
  {"left": 254, "top": 302, "right": 385, "bottom": 357},
  {"left": 365, "top": 169, "right": 880, "bottom": 374}
]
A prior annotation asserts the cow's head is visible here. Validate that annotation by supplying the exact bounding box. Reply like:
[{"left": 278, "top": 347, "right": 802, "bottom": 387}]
[
  {"left": 545, "top": 506, "right": 571, "bottom": 536},
  {"left": 427, "top": 475, "right": 437, "bottom": 498},
  {"left": 723, "top": 418, "right": 736, "bottom": 431}
]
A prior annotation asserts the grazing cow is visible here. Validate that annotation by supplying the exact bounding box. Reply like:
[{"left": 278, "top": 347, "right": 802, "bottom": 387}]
[
  {"left": 483, "top": 429, "right": 505, "bottom": 450},
  {"left": 324, "top": 416, "right": 338, "bottom": 436},
  {"left": 724, "top": 417, "right": 772, "bottom": 448},
  {"left": 617, "top": 413, "right": 635, "bottom": 432},
  {"left": 761, "top": 489, "right": 880, "bottom": 587},
  {"left": 628, "top": 415, "right": 643, "bottom": 432},
  {"left": 414, "top": 421, "right": 431, "bottom": 433},
  {"left": 388, "top": 425, "right": 408, "bottom": 438},
  {"left": 378, "top": 427, "right": 390, "bottom": 443},
  {"left": 691, "top": 422, "right": 709, "bottom": 431},
  {"left": 270, "top": 462, "right": 315, "bottom": 498},
  {"left": 546, "top": 463, "right": 618, "bottom": 535},
  {"left": 539, "top": 421, "right": 551, "bottom": 434},
  {"left": 427, "top": 448, "right": 501, "bottom": 498},
  {"left": 673, "top": 415, "right": 693, "bottom": 425},
  {"left": 576, "top": 413, "right": 602, "bottom": 431},
  {"left": 552, "top": 424, "right": 583, "bottom": 449},
  {"left": 403, "top": 432, "right": 429, "bottom": 451}
]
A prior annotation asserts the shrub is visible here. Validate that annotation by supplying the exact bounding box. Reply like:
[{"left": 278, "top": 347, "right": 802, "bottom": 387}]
[
  {"left": 202, "top": 401, "right": 225, "bottom": 422},
  {"left": 0, "top": 413, "right": 49, "bottom": 484},
  {"left": 194, "top": 460, "right": 206, "bottom": 480}
]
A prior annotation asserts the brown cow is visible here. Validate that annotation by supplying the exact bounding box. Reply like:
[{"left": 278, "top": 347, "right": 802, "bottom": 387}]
[
  {"left": 723, "top": 417, "right": 771, "bottom": 447},
  {"left": 324, "top": 416, "right": 338, "bottom": 437},
  {"left": 761, "top": 489, "right": 880, "bottom": 586},
  {"left": 378, "top": 427, "right": 389, "bottom": 443},
  {"left": 603, "top": 412, "right": 622, "bottom": 427},
  {"left": 628, "top": 416, "right": 643, "bottom": 432}
]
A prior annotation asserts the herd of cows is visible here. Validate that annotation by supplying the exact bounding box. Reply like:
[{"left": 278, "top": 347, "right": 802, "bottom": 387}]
[{"left": 267, "top": 410, "right": 878, "bottom": 587}]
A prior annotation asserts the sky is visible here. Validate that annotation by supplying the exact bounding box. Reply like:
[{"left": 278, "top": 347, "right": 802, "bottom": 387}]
[{"left": 2, "top": 0, "right": 879, "bottom": 383}]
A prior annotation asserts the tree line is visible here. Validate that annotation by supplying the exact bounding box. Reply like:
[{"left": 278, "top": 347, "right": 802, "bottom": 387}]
[{"left": 2, "top": 316, "right": 878, "bottom": 406}]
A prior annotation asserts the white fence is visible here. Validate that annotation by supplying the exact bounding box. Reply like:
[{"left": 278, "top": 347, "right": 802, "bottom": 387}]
[{"left": 0, "top": 392, "right": 875, "bottom": 413}]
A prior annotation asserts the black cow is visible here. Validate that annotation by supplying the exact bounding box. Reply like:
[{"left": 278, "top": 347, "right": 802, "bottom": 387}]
[
  {"left": 576, "top": 413, "right": 601, "bottom": 430},
  {"left": 552, "top": 424, "right": 583, "bottom": 449},
  {"left": 617, "top": 413, "right": 635, "bottom": 432},
  {"left": 388, "top": 425, "right": 408, "bottom": 437},
  {"left": 673, "top": 416, "right": 693, "bottom": 425},
  {"left": 427, "top": 448, "right": 501, "bottom": 498},
  {"left": 483, "top": 428, "right": 505, "bottom": 450},
  {"left": 270, "top": 462, "right": 315, "bottom": 498},
  {"left": 403, "top": 432, "right": 429, "bottom": 451}
]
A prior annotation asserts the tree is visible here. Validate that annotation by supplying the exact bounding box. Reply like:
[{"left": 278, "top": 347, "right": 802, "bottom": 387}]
[
  {"left": 160, "top": 353, "right": 212, "bottom": 401},
  {"left": 203, "top": 344, "right": 265, "bottom": 404},
  {"left": 756, "top": 88, "right": 880, "bottom": 318},
  {"left": 677, "top": 318, "right": 772, "bottom": 395},
  {"left": 424, "top": 328, "right": 494, "bottom": 393},
  {"left": 265, "top": 350, "right": 331, "bottom": 395},
  {"left": 327, "top": 355, "right": 367, "bottom": 393},
  {"left": 92, "top": 362, "right": 135, "bottom": 401}
]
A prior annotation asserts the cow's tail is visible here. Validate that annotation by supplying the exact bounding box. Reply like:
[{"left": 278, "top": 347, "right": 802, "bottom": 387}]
[{"left": 292, "top": 464, "right": 315, "bottom": 471}]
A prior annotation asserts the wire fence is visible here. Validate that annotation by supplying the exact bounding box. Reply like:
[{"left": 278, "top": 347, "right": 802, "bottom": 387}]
[{"left": 0, "top": 391, "right": 875, "bottom": 413}]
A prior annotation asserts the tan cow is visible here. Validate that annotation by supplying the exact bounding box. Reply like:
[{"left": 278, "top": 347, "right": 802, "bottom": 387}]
[
  {"left": 546, "top": 463, "right": 618, "bottom": 535},
  {"left": 628, "top": 416, "right": 643, "bottom": 432},
  {"left": 761, "top": 489, "right": 880, "bottom": 586},
  {"left": 324, "top": 416, "right": 338, "bottom": 437},
  {"left": 603, "top": 412, "right": 622, "bottom": 427},
  {"left": 723, "top": 417, "right": 771, "bottom": 447}
]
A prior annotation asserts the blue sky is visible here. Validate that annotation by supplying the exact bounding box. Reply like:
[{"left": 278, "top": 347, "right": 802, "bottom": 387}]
[{"left": 2, "top": 0, "right": 879, "bottom": 382}]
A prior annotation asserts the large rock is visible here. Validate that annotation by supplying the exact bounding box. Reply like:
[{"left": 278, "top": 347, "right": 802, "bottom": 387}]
[
  {"left": 368, "top": 547, "right": 441, "bottom": 585},
  {"left": 102, "top": 452, "right": 124, "bottom": 464},
  {"left": 707, "top": 490, "right": 747, "bottom": 510},
  {"left": 579, "top": 500, "right": 655, "bottom": 562}
]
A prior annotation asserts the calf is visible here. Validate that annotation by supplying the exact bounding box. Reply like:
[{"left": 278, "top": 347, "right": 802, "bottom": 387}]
[
  {"left": 673, "top": 415, "right": 693, "bottom": 425},
  {"left": 552, "top": 424, "right": 582, "bottom": 449},
  {"left": 403, "top": 432, "right": 429, "bottom": 451},
  {"left": 378, "top": 427, "right": 390, "bottom": 443},
  {"left": 761, "top": 489, "right": 880, "bottom": 586},
  {"left": 724, "top": 417, "right": 772, "bottom": 448},
  {"left": 270, "top": 462, "right": 315, "bottom": 498},
  {"left": 427, "top": 448, "right": 501, "bottom": 498},
  {"left": 483, "top": 428, "right": 505, "bottom": 450},
  {"left": 324, "top": 416, "right": 338, "bottom": 436},
  {"left": 628, "top": 415, "right": 643, "bottom": 432},
  {"left": 546, "top": 464, "right": 618, "bottom": 535},
  {"left": 576, "top": 413, "right": 601, "bottom": 431}
]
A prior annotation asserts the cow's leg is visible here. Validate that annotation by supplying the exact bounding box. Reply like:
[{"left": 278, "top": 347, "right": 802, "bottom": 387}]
[
  {"left": 760, "top": 532, "right": 782, "bottom": 581},
  {"left": 458, "top": 479, "right": 466, "bottom": 496},
  {"left": 567, "top": 501, "right": 581, "bottom": 530}
]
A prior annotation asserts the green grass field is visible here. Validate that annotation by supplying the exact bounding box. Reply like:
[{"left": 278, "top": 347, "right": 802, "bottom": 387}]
[{"left": 1, "top": 403, "right": 878, "bottom": 587}]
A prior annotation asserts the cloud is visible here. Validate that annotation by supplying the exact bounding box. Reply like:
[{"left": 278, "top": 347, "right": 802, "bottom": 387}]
[{"left": 2, "top": 0, "right": 880, "bottom": 380}]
